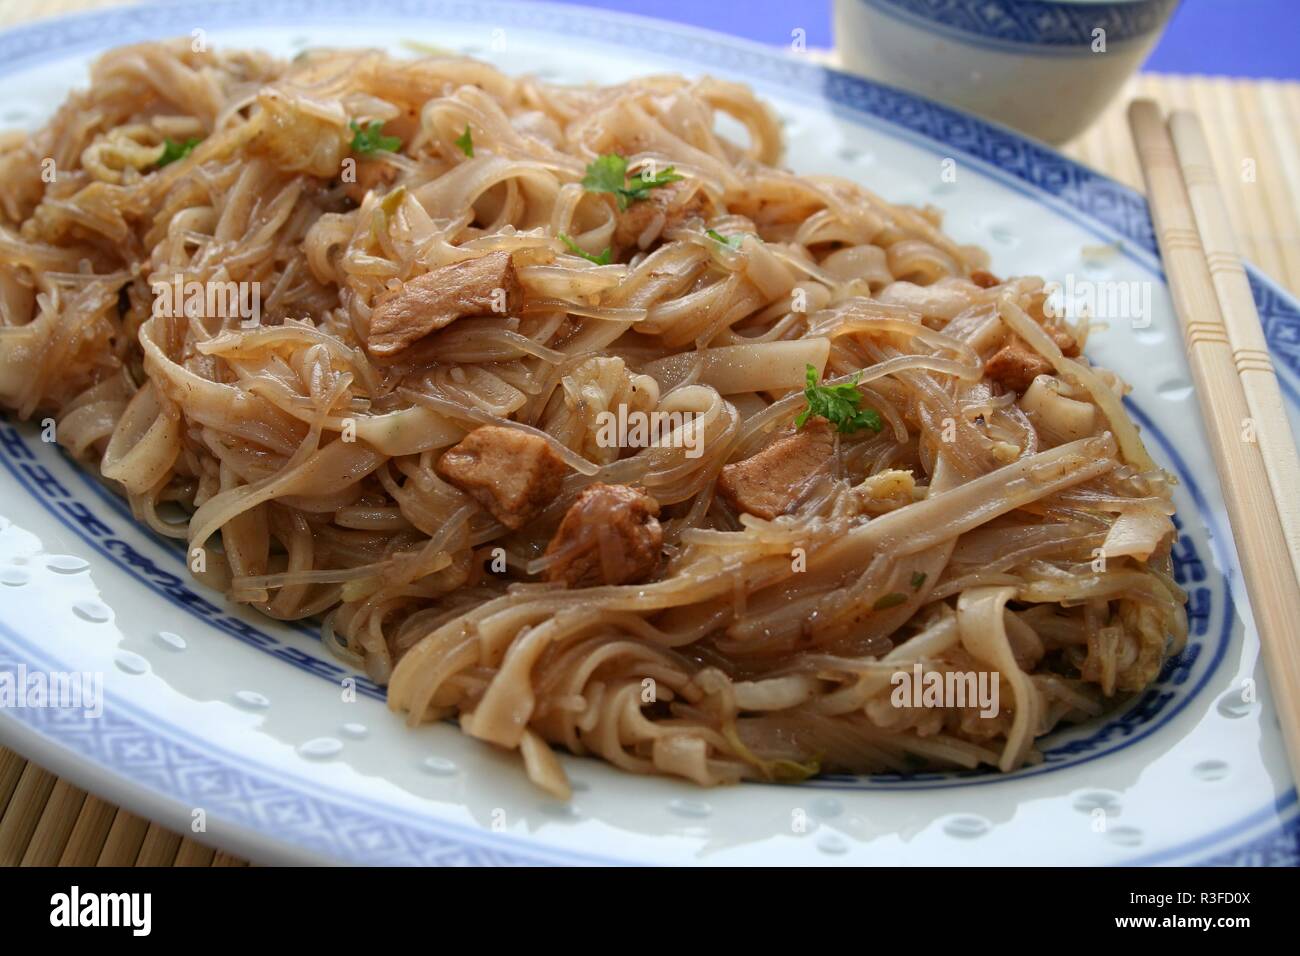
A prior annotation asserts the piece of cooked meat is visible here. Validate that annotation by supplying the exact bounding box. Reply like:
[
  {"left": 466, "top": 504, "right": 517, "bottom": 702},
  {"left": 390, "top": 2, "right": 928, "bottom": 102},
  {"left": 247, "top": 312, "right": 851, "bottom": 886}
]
[
  {"left": 367, "top": 250, "right": 520, "bottom": 356},
  {"left": 1026, "top": 296, "right": 1082, "bottom": 357},
  {"left": 1046, "top": 323, "right": 1081, "bottom": 357},
  {"left": 543, "top": 483, "right": 662, "bottom": 588},
  {"left": 985, "top": 338, "right": 1054, "bottom": 393},
  {"left": 436, "top": 425, "right": 568, "bottom": 530},
  {"left": 716, "top": 416, "right": 836, "bottom": 520},
  {"left": 613, "top": 181, "right": 712, "bottom": 253},
  {"left": 342, "top": 159, "right": 398, "bottom": 204}
]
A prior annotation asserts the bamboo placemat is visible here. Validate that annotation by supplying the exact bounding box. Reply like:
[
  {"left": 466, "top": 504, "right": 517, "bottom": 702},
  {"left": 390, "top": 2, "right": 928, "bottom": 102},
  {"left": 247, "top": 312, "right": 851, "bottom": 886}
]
[{"left": 1, "top": 0, "right": 1299, "bottom": 867}]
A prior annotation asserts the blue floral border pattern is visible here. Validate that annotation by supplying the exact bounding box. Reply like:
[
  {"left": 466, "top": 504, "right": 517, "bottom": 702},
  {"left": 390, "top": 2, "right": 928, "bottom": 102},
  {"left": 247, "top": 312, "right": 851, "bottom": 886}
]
[
  {"left": 0, "top": 637, "right": 590, "bottom": 866},
  {"left": 1198, "top": 813, "right": 1300, "bottom": 867},
  {"left": 858, "top": 0, "right": 1180, "bottom": 48},
  {"left": 1251, "top": 271, "right": 1300, "bottom": 381},
  {"left": 0, "top": 0, "right": 1294, "bottom": 865},
  {"left": 0, "top": 423, "right": 388, "bottom": 703}
]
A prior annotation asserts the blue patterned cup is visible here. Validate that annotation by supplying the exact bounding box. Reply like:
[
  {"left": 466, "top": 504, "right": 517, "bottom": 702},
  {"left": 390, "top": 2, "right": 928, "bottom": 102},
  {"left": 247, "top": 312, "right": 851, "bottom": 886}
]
[{"left": 834, "top": 0, "right": 1181, "bottom": 143}]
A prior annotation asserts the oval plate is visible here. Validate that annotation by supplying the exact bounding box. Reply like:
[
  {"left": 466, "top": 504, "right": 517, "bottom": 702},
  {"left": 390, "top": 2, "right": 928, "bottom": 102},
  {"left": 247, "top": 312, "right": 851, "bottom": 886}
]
[{"left": 0, "top": 0, "right": 1297, "bottom": 866}]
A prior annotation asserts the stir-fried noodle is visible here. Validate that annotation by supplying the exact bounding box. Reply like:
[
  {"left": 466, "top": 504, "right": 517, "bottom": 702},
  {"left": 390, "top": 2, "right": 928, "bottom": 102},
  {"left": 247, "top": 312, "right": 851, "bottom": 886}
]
[{"left": 0, "top": 42, "right": 1186, "bottom": 796}]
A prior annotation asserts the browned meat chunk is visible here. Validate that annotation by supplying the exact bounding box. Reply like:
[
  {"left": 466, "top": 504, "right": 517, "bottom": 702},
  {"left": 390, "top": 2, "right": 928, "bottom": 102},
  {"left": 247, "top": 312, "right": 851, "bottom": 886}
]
[
  {"left": 1046, "top": 324, "right": 1081, "bottom": 357},
  {"left": 368, "top": 251, "right": 520, "bottom": 356},
  {"left": 969, "top": 269, "right": 1001, "bottom": 289},
  {"left": 613, "top": 182, "right": 712, "bottom": 253},
  {"left": 436, "top": 425, "right": 568, "bottom": 529},
  {"left": 342, "top": 159, "right": 398, "bottom": 204},
  {"left": 1026, "top": 295, "right": 1082, "bottom": 357},
  {"left": 543, "top": 483, "right": 662, "bottom": 588},
  {"left": 716, "top": 417, "right": 835, "bottom": 520},
  {"left": 985, "top": 339, "right": 1054, "bottom": 393}
]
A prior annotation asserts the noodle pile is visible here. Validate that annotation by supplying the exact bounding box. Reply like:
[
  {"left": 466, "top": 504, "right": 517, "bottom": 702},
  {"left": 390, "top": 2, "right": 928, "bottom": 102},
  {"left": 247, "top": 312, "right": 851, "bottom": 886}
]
[{"left": 0, "top": 41, "right": 1187, "bottom": 796}]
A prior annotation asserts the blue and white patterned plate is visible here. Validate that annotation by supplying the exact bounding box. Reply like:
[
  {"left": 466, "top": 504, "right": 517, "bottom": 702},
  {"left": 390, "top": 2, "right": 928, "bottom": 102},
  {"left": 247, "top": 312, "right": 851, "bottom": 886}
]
[{"left": 0, "top": 0, "right": 1297, "bottom": 866}]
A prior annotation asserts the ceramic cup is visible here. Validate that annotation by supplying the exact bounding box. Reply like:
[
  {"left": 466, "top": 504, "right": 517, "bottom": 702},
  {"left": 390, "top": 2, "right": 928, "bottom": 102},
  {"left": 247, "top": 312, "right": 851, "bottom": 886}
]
[{"left": 834, "top": 0, "right": 1181, "bottom": 143}]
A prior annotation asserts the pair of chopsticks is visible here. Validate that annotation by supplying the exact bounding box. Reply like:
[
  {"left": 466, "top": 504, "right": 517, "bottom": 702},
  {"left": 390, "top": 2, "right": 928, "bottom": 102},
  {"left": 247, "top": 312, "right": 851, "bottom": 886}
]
[{"left": 1129, "top": 100, "right": 1300, "bottom": 790}]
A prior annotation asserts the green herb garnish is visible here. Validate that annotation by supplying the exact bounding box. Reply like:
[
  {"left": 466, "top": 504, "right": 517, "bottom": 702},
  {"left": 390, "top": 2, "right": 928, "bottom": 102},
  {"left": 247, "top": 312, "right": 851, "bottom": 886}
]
[
  {"left": 910, "top": 571, "right": 927, "bottom": 591},
  {"left": 795, "top": 364, "right": 883, "bottom": 435},
  {"left": 873, "top": 592, "right": 907, "bottom": 611},
  {"left": 581, "top": 154, "right": 683, "bottom": 211},
  {"left": 157, "top": 137, "right": 202, "bottom": 167},
  {"left": 559, "top": 233, "right": 611, "bottom": 266},
  {"left": 454, "top": 124, "right": 474, "bottom": 157},
  {"left": 706, "top": 228, "right": 746, "bottom": 250},
  {"left": 349, "top": 120, "right": 401, "bottom": 156}
]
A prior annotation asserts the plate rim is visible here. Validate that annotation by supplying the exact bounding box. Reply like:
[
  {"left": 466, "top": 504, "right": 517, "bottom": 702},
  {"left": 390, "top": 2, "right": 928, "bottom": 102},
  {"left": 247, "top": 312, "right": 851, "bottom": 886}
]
[{"left": 0, "top": 0, "right": 1296, "bottom": 866}]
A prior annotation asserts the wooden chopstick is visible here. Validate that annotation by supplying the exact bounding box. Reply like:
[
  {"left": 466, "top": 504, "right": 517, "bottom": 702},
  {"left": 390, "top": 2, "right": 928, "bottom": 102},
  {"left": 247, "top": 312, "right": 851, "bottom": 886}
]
[
  {"left": 1128, "top": 99, "right": 1300, "bottom": 788},
  {"left": 1167, "top": 109, "right": 1300, "bottom": 589}
]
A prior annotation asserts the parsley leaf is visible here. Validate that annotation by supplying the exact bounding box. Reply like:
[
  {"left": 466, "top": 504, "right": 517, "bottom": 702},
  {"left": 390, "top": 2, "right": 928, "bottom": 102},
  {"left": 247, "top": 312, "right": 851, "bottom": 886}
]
[
  {"left": 581, "top": 154, "right": 684, "bottom": 211},
  {"left": 910, "top": 571, "right": 927, "bottom": 590},
  {"left": 157, "top": 137, "right": 201, "bottom": 167},
  {"left": 558, "top": 233, "right": 611, "bottom": 266},
  {"left": 349, "top": 120, "right": 401, "bottom": 156},
  {"left": 454, "top": 124, "right": 474, "bottom": 157},
  {"left": 706, "top": 228, "right": 746, "bottom": 250},
  {"left": 795, "top": 364, "right": 883, "bottom": 435},
  {"left": 581, "top": 154, "right": 628, "bottom": 195},
  {"left": 621, "top": 164, "right": 684, "bottom": 204}
]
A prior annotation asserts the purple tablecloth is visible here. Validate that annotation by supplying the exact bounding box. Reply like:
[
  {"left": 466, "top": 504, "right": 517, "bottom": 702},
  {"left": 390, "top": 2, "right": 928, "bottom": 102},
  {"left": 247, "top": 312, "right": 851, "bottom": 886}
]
[{"left": 569, "top": 0, "right": 1297, "bottom": 80}]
